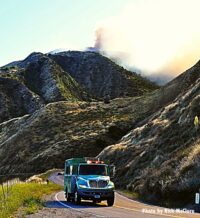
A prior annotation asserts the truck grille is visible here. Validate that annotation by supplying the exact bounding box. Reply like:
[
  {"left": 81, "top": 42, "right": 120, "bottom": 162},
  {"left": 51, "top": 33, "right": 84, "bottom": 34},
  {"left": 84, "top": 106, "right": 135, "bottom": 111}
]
[
  {"left": 89, "top": 180, "right": 108, "bottom": 188},
  {"left": 98, "top": 180, "right": 108, "bottom": 188}
]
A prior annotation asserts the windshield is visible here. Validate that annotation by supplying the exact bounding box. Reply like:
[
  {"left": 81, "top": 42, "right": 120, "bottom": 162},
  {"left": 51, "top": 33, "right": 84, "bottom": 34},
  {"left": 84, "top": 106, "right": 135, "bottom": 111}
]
[{"left": 79, "top": 164, "right": 108, "bottom": 176}]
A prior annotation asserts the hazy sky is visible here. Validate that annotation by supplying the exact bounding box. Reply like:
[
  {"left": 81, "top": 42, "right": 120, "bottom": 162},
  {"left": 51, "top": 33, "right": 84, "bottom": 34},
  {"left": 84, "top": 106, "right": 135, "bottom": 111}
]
[
  {"left": 0, "top": 0, "right": 129, "bottom": 66},
  {"left": 1, "top": 0, "right": 200, "bottom": 81}
]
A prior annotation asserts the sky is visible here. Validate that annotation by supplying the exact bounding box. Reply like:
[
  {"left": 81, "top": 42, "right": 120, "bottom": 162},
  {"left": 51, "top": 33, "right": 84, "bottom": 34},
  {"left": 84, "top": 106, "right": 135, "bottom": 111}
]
[
  {"left": 0, "top": 0, "right": 130, "bottom": 66},
  {"left": 1, "top": 0, "right": 200, "bottom": 83}
]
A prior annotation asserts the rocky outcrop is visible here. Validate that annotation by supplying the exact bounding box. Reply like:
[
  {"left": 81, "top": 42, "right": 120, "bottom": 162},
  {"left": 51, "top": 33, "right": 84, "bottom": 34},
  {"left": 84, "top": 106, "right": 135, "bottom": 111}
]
[
  {"left": 0, "top": 77, "right": 42, "bottom": 123},
  {"left": 21, "top": 54, "right": 90, "bottom": 103},
  {"left": 4, "top": 52, "right": 91, "bottom": 103},
  {"left": 49, "top": 51, "right": 158, "bottom": 99},
  {"left": 0, "top": 53, "right": 91, "bottom": 122}
]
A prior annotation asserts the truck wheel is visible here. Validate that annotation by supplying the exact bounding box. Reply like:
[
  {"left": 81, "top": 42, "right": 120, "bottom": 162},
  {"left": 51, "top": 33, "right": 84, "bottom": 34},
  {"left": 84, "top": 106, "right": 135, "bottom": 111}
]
[
  {"left": 74, "top": 189, "right": 81, "bottom": 205},
  {"left": 107, "top": 196, "right": 114, "bottom": 207}
]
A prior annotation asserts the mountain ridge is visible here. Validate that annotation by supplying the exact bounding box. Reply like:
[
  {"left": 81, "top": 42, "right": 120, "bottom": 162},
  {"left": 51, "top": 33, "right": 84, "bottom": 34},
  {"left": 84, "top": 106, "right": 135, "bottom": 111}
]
[
  {"left": 0, "top": 50, "right": 158, "bottom": 123},
  {"left": 49, "top": 51, "right": 158, "bottom": 99},
  {"left": 3, "top": 51, "right": 158, "bottom": 99}
]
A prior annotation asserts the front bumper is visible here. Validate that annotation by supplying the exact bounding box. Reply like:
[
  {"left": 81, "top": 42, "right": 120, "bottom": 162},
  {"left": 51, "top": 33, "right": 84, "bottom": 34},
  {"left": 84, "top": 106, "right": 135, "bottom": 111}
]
[{"left": 78, "top": 188, "right": 114, "bottom": 200}]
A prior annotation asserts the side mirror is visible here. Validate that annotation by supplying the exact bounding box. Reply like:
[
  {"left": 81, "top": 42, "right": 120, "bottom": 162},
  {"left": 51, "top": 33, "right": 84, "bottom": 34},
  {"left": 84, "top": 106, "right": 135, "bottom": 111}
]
[{"left": 110, "top": 165, "right": 116, "bottom": 178}]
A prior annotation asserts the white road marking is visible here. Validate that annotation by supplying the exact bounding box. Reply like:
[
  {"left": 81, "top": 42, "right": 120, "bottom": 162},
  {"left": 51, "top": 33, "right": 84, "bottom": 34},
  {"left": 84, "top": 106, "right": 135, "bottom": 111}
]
[
  {"left": 52, "top": 174, "right": 198, "bottom": 218},
  {"left": 114, "top": 205, "right": 185, "bottom": 218},
  {"left": 55, "top": 192, "right": 73, "bottom": 209},
  {"left": 115, "top": 193, "right": 185, "bottom": 218},
  {"left": 55, "top": 191, "right": 181, "bottom": 218},
  {"left": 116, "top": 192, "right": 149, "bottom": 206},
  {"left": 55, "top": 191, "right": 106, "bottom": 218}
]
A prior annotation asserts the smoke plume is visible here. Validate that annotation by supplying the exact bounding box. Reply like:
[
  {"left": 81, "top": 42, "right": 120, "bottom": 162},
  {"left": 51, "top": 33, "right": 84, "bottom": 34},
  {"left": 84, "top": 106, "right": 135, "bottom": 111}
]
[{"left": 94, "top": 0, "right": 200, "bottom": 84}]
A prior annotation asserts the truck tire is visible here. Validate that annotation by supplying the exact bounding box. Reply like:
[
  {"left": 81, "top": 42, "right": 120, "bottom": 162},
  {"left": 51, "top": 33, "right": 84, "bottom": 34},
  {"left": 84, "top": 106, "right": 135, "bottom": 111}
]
[
  {"left": 74, "top": 189, "right": 81, "bottom": 205},
  {"left": 107, "top": 196, "right": 114, "bottom": 206}
]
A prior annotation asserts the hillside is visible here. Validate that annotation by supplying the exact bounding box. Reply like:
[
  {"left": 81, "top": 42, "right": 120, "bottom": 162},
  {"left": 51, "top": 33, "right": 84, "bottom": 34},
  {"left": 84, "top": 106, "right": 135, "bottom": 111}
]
[
  {"left": 49, "top": 51, "right": 158, "bottom": 99},
  {"left": 0, "top": 51, "right": 158, "bottom": 123},
  {"left": 0, "top": 76, "right": 42, "bottom": 123},
  {"left": 0, "top": 63, "right": 197, "bottom": 176},
  {"left": 2, "top": 53, "right": 90, "bottom": 102},
  {"left": 1, "top": 54, "right": 200, "bottom": 178},
  {"left": 0, "top": 53, "right": 91, "bottom": 122},
  {"left": 99, "top": 60, "right": 200, "bottom": 206},
  {"left": 0, "top": 98, "right": 150, "bottom": 174},
  {"left": 5, "top": 51, "right": 158, "bottom": 100}
]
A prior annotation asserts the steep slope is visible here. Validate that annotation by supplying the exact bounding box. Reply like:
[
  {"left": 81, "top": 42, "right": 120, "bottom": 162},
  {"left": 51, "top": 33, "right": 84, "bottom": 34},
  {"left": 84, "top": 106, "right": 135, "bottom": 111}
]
[
  {"left": 99, "top": 60, "right": 200, "bottom": 206},
  {"left": 0, "top": 51, "right": 159, "bottom": 123},
  {"left": 0, "top": 98, "right": 152, "bottom": 174},
  {"left": 0, "top": 77, "right": 42, "bottom": 123},
  {"left": 0, "top": 53, "right": 90, "bottom": 122},
  {"left": 21, "top": 53, "right": 90, "bottom": 102},
  {"left": 2, "top": 52, "right": 90, "bottom": 102},
  {"left": 1, "top": 55, "right": 200, "bottom": 178},
  {"left": 49, "top": 51, "right": 158, "bottom": 99}
]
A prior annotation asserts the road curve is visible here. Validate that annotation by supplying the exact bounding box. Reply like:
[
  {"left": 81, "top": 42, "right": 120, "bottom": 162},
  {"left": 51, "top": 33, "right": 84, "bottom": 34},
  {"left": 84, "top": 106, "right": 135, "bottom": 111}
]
[{"left": 49, "top": 173, "right": 198, "bottom": 218}]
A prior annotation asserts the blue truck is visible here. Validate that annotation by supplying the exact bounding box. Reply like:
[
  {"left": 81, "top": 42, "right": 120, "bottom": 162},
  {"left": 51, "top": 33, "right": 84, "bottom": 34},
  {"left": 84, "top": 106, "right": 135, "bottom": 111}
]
[{"left": 64, "top": 157, "right": 115, "bottom": 206}]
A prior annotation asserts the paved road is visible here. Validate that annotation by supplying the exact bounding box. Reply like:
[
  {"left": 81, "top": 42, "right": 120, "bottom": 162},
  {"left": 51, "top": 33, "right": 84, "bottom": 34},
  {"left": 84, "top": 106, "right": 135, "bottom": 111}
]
[{"left": 49, "top": 174, "right": 198, "bottom": 218}]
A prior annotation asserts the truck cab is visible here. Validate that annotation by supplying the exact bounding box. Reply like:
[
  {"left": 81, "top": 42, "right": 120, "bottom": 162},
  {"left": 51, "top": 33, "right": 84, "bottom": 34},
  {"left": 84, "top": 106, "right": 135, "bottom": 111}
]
[{"left": 64, "top": 157, "right": 115, "bottom": 206}]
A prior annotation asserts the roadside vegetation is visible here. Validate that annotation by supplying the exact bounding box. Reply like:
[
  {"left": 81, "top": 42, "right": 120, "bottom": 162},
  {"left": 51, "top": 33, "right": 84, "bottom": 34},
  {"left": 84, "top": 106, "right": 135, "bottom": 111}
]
[
  {"left": 0, "top": 181, "right": 61, "bottom": 218},
  {"left": 117, "top": 190, "right": 139, "bottom": 200},
  {"left": 37, "top": 168, "right": 63, "bottom": 180}
]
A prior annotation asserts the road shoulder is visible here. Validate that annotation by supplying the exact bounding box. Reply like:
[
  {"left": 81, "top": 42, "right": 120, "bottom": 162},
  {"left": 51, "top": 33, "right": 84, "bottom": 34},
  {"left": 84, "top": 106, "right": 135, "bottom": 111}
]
[{"left": 24, "top": 193, "right": 92, "bottom": 218}]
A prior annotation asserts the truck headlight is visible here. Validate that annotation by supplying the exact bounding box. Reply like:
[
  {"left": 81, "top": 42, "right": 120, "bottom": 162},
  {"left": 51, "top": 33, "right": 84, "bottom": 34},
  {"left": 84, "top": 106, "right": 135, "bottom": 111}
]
[
  {"left": 79, "top": 184, "right": 88, "bottom": 188},
  {"left": 107, "top": 181, "right": 115, "bottom": 189}
]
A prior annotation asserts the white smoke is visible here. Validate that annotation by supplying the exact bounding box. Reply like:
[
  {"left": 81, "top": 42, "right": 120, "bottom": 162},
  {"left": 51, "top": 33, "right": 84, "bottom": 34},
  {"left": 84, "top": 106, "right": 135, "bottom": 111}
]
[{"left": 94, "top": 0, "right": 200, "bottom": 83}]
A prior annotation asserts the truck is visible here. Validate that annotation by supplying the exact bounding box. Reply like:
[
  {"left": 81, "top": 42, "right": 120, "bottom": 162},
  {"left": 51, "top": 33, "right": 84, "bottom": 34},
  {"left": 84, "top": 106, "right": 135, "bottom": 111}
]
[{"left": 64, "top": 157, "right": 115, "bottom": 206}]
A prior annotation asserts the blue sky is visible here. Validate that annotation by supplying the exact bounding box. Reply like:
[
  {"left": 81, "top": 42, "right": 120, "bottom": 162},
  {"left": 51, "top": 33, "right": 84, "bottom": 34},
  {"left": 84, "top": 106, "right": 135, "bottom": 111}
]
[{"left": 0, "top": 0, "right": 129, "bottom": 66}]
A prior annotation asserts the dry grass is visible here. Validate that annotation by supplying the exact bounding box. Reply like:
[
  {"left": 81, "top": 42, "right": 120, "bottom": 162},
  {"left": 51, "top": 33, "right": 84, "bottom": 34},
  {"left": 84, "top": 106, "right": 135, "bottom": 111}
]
[
  {"left": 0, "top": 98, "right": 145, "bottom": 174},
  {"left": 99, "top": 77, "right": 200, "bottom": 206}
]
